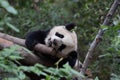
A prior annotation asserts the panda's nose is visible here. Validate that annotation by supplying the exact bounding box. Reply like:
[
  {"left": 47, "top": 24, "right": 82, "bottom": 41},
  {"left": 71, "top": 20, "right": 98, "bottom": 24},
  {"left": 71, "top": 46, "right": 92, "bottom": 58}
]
[{"left": 53, "top": 39, "right": 57, "bottom": 46}]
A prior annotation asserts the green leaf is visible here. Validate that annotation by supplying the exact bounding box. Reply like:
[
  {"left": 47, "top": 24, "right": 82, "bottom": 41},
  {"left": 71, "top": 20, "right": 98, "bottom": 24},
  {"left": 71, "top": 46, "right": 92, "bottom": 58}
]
[
  {"left": 113, "top": 20, "right": 119, "bottom": 25},
  {"left": 18, "top": 71, "right": 26, "bottom": 80},
  {"left": 0, "top": 0, "right": 9, "bottom": 7},
  {"left": 0, "top": 57, "right": 4, "bottom": 60},
  {"left": 44, "top": 68, "right": 56, "bottom": 74},
  {"left": 0, "top": 0, "right": 18, "bottom": 15},
  {"left": 98, "top": 53, "right": 112, "bottom": 58},
  {"left": 70, "top": 69, "right": 85, "bottom": 78},
  {"left": 45, "top": 75, "right": 51, "bottom": 80},
  {"left": 18, "top": 66, "right": 33, "bottom": 72},
  {"left": 59, "top": 68, "right": 69, "bottom": 75},
  {"left": 4, "top": 78, "right": 19, "bottom": 80},
  {"left": 100, "top": 25, "right": 108, "bottom": 30},
  {"left": 113, "top": 24, "right": 120, "bottom": 31},
  {"left": 6, "top": 22, "right": 19, "bottom": 32},
  {"left": 6, "top": 6, "right": 18, "bottom": 15},
  {"left": 94, "top": 77, "right": 99, "bottom": 80},
  {"left": 35, "top": 63, "right": 46, "bottom": 69},
  {"left": 9, "top": 55, "right": 23, "bottom": 60},
  {"left": 0, "top": 64, "right": 8, "bottom": 69}
]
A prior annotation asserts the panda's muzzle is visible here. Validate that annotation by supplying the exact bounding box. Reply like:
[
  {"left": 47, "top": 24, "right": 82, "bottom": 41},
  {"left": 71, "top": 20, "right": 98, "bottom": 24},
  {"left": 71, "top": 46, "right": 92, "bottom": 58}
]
[
  {"left": 53, "top": 39, "right": 57, "bottom": 46},
  {"left": 49, "top": 41, "right": 52, "bottom": 47},
  {"left": 48, "top": 39, "right": 57, "bottom": 47}
]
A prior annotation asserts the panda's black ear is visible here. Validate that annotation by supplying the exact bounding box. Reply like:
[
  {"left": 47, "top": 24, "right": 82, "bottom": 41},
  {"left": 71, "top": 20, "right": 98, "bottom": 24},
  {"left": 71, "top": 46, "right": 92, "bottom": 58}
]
[{"left": 65, "top": 23, "right": 76, "bottom": 31}]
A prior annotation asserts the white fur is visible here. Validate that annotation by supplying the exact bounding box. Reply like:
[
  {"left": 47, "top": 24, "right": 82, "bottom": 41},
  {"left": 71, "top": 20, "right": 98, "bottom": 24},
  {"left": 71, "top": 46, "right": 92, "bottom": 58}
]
[
  {"left": 73, "top": 60, "right": 82, "bottom": 71},
  {"left": 45, "top": 26, "right": 77, "bottom": 57}
]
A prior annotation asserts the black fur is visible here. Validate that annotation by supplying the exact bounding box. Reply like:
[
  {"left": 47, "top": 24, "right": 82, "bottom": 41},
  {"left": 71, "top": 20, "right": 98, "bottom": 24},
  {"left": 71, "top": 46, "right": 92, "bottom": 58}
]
[
  {"left": 58, "top": 51, "right": 77, "bottom": 68},
  {"left": 67, "top": 51, "right": 77, "bottom": 67},
  {"left": 65, "top": 23, "right": 76, "bottom": 31},
  {"left": 25, "top": 29, "right": 50, "bottom": 50},
  {"left": 55, "top": 32, "right": 64, "bottom": 38},
  {"left": 58, "top": 44, "right": 66, "bottom": 51}
]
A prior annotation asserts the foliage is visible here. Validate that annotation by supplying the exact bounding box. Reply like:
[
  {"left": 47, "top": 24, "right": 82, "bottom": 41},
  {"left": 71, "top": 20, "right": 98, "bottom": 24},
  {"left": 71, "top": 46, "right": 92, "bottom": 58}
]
[
  {"left": 19, "top": 63, "right": 84, "bottom": 80},
  {"left": 0, "top": 45, "right": 26, "bottom": 80},
  {"left": 0, "top": 45, "right": 84, "bottom": 80},
  {"left": 111, "top": 73, "right": 120, "bottom": 80},
  {"left": 0, "top": 0, "right": 19, "bottom": 32},
  {"left": 94, "top": 77, "right": 99, "bottom": 80}
]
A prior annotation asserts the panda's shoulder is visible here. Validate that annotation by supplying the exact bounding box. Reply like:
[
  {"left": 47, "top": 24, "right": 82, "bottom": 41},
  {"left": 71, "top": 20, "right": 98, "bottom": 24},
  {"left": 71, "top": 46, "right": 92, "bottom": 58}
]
[{"left": 33, "top": 28, "right": 51, "bottom": 35}]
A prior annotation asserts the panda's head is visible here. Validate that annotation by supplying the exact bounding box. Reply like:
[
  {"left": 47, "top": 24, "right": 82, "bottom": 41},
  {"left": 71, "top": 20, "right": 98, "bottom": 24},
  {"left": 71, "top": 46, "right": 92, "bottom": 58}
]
[{"left": 45, "top": 23, "right": 77, "bottom": 57}]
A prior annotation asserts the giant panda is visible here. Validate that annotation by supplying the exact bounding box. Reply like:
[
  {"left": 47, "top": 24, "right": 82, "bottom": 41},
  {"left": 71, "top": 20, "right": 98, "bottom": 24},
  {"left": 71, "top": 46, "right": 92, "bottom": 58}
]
[{"left": 25, "top": 23, "right": 81, "bottom": 79}]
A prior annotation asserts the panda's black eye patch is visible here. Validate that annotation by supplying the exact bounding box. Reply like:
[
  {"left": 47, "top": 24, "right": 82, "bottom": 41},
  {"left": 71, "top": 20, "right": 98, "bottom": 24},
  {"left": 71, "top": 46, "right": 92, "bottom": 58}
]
[{"left": 55, "top": 32, "right": 64, "bottom": 38}]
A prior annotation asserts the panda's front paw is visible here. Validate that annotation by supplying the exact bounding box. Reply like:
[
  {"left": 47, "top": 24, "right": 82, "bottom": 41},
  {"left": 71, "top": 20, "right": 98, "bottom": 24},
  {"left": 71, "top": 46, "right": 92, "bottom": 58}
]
[{"left": 25, "top": 40, "right": 38, "bottom": 50}]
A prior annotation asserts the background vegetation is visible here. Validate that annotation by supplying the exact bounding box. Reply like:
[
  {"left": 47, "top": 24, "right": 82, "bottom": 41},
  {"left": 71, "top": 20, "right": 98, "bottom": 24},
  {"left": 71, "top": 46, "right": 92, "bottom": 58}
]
[{"left": 0, "top": 0, "right": 120, "bottom": 80}]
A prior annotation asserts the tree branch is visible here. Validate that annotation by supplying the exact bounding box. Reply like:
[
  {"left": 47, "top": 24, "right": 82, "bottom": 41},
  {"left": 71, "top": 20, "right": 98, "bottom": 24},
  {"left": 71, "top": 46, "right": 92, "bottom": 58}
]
[
  {"left": 0, "top": 38, "right": 56, "bottom": 67},
  {"left": 80, "top": 0, "right": 120, "bottom": 75}
]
